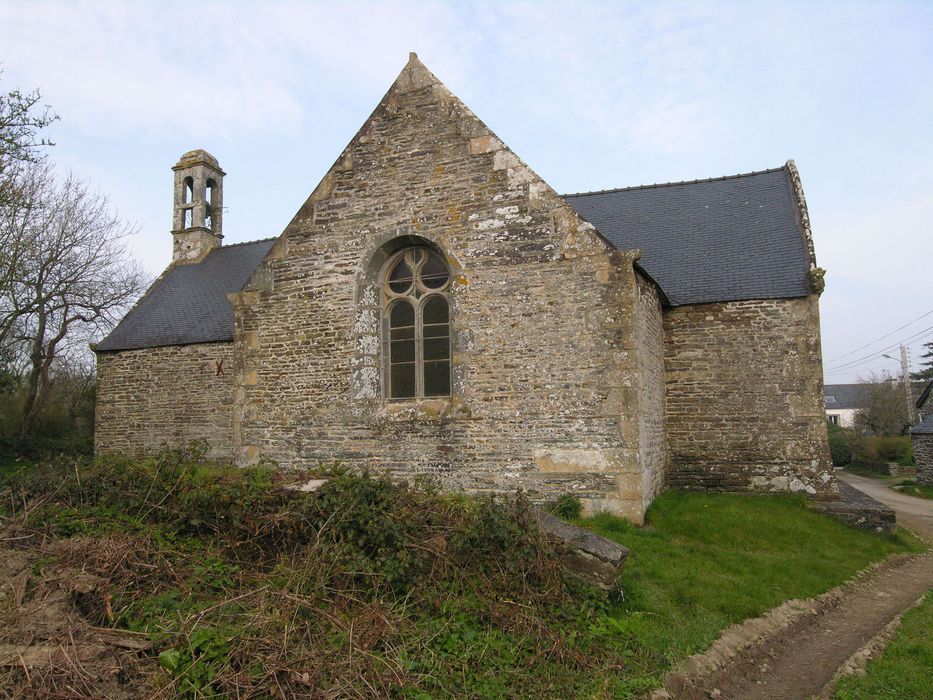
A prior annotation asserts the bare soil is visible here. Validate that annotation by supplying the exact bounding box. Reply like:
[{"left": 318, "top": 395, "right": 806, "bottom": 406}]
[{"left": 0, "top": 539, "right": 157, "bottom": 698}]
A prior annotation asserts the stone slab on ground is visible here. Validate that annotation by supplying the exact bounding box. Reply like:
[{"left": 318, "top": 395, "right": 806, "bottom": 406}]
[
  {"left": 535, "top": 511, "right": 629, "bottom": 589},
  {"left": 810, "top": 480, "right": 896, "bottom": 533},
  {"left": 837, "top": 471, "right": 933, "bottom": 542}
]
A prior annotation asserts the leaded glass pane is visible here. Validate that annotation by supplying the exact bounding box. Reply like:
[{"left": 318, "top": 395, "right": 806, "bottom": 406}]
[
  {"left": 424, "top": 360, "right": 451, "bottom": 396},
  {"left": 423, "top": 337, "right": 450, "bottom": 361},
  {"left": 420, "top": 252, "right": 449, "bottom": 289},
  {"left": 390, "top": 326, "right": 414, "bottom": 341},
  {"left": 422, "top": 295, "right": 449, "bottom": 324},
  {"left": 390, "top": 339, "right": 416, "bottom": 363},
  {"left": 388, "top": 259, "right": 413, "bottom": 294},
  {"left": 390, "top": 363, "right": 416, "bottom": 398},
  {"left": 389, "top": 300, "right": 414, "bottom": 327},
  {"left": 422, "top": 323, "right": 448, "bottom": 339}
]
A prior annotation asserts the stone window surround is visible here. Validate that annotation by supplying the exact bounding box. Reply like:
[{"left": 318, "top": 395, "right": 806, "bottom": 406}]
[
  {"left": 351, "top": 230, "right": 471, "bottom": 423},
  {"left": 381, "top": 246, "right": 452, "bottom": 400}
]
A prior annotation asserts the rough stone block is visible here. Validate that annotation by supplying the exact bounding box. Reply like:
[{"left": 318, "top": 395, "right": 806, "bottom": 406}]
[{"left": 536, "top": 510, "right": 629, "bottom": 589}]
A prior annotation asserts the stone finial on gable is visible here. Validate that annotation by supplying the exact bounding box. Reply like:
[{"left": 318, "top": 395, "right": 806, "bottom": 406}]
[{"left": 395, "top": 51, "right": 439, "bottom": 93}]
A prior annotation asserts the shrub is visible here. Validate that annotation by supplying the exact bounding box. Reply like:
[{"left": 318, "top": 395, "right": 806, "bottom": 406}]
[
  {"left": 828, "top": 423, "right": 855, "bottom": 466},
  {"left": 549, "top": 494, "right": 583, "bottom": 520},
  {"left": 827, "top": 424, "right": 914, "bottom": 470},
  {"left": 875, "top": 436, "right": 913, "bottom": 466}
]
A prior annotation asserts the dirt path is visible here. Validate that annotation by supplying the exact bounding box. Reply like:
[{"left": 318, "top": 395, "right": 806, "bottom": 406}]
[{"left": 672, "top": 477, "right": 933, "bottom": 699}]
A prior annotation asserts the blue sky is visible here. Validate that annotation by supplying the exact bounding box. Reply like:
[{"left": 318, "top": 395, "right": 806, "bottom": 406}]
[{"left": 1, "top": 0, "right": 931, "bottom": 382}]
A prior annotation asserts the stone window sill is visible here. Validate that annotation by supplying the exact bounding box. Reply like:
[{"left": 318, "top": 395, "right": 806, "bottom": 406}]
[{"left": 378, "top": 397, "right": 471, "bottom": 422}]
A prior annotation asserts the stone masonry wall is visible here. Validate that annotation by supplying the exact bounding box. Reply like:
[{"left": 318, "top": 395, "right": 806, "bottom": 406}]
[
  {"left": 634, "top": 273, "right": 668, "bottom": 502},
  {"left": 229, "top": 55, "right": 656, "bottom": 522},
  {"left": 914, "top": 434, "right": 933, "bottom": 486},
  {"left": 663, "top": 295, "right": 836, "bottom": 496},
  {"left": 95, "top": 342, "right": 234, "bottom": 459}
]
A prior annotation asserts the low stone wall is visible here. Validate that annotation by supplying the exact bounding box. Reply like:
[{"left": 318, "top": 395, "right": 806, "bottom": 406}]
[
  {"left": 663, "top": 295, "right": 836, "bottom": 496},
  {"left": 914, "top": 434, "right": 933, "bottom": 486},
  {"left": 95, "top": 342, "right": 234, "bottom": 459}
]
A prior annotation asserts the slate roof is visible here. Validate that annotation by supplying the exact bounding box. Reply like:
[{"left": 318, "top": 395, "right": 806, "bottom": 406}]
[
  {"left": 824, "top": 384, "right": 870, "bottom": 410},
  {"left": 99, "top": 165, "right": 815, "bottom": 352},
  {"left": 96, "top": 239, "right": 276, "bottom": 351},
  {"left": 910, "top": 413, "right": 933, "bottom": 435},
  {"left": 563, "top": 166, "right": 811, "bottom": 306}
]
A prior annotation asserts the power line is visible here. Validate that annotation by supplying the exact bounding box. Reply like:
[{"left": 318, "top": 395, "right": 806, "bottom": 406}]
[
  {"left": 826, "top": 325, "right": 933, "bottom": 370},
  {"left": 824, "top": 309, "right": 933, "bottom": 363},
  {"left": 825, "top": 325, "right": 933, "bottom": 372},
  {"left": 825, "top": 333, "right": 933, "bottom": 380},
  {"left": 824, "top": 364, "right": 895, "bottom": 377},
  {"left": 826, "top": 329, "right": 933, "bottom": 375}
]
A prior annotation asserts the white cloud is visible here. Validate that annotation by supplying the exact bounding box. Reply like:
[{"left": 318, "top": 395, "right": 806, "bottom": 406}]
[
  {"left": 3, "top": 0, "right": 932, "bottom": 381},
  {"left": 0, "top": 1, "right": 469, "bottom": 140}
]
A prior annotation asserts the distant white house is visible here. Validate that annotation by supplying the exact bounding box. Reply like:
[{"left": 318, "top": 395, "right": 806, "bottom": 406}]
[{"left": 826, "top": 380, "right": 930, "bottom": 429}]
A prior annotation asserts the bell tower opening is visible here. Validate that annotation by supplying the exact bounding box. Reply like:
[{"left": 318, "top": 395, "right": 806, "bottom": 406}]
[{"left": 171, "top": 149, "right": 225, "bottom": 264}]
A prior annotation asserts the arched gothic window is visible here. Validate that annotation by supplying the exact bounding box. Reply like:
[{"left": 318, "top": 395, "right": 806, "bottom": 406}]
[{"left": 382, "top": 247, "right": 451, "bottom": 399}]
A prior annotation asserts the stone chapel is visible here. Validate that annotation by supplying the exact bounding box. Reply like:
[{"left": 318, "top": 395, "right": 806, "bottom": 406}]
[{"left": 94, "top": 54, "right": 836, "bottom": 523}]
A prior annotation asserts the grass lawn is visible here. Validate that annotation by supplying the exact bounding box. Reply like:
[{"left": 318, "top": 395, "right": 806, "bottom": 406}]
[
  {"left": 834, "top": 593, "right": 933, "bottom": 699},
  {"left": 578, "top": 492, "right": 923, "bottom": 692},
  {"left": 0, "top": 458, "right": 923, "bottom": 698}
]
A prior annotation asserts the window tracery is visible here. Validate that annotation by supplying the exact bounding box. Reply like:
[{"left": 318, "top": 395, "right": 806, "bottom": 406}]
[{"left": 382, "top": 247, "right": 451, "bottom": 399}]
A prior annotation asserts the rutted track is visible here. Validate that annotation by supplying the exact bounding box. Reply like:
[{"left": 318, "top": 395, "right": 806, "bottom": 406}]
[{"left": 661, "top": 473, "right": 933, "bottom": 700}]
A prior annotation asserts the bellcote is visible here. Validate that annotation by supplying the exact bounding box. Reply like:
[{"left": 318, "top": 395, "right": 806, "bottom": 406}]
[{"left": 171, "top": 149, "right": 225, "bottom": 264}]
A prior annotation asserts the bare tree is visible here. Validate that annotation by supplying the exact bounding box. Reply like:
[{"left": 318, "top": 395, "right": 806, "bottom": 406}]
[
  {"left": 0, "top": 70, "right": 58, "bottom": 210},
  {"left": 1, "top": 165, "right": 146, "bottom": 435},
  {"left": 854, "top": 376, "right": 910, "bottom": 435}
]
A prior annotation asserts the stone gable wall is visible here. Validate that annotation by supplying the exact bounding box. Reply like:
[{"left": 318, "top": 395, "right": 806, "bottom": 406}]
[
  {"left": 914, "top": 434, "right": 933, "bottom": 486},
  {"left": 229, "top": 57, "right": 656, "bottom": 521},
  {"left": 95, "top": 342, "right": 234, "bottom": 459},
  {"left": 663, "top": 295, "right": 836, "bottom": 496}
]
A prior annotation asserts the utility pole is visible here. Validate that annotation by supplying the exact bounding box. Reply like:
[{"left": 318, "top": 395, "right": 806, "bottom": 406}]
[
  {"left": 901, "top": 345, "right": 916, "bottom": 426},
  {"left": 883, "top": 345, "right": 915, "bottom": 427}
]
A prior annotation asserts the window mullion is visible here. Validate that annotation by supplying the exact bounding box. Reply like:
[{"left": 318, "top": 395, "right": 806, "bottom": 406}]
[
  {"left": 415, "top": 298, "right": 423, "bottom": 398},
  {"left": 382, "top": 311, "right": 390, "bottom": 398}
]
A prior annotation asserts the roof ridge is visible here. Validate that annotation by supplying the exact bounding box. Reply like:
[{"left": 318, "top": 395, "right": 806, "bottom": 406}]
[
  {"left": 218, "top": 236, "right": 278, "bottom": 249},
  {"left": 561, "top": 165, "right": 788, "bottom": 198}
]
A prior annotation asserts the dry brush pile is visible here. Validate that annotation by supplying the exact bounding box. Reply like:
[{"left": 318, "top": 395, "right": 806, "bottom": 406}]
[{"left": 0, "top": 452, "right": 626, "bottom": 698}]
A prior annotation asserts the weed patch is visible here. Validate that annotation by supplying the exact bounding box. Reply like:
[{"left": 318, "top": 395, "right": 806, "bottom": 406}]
[{"left": 0, "top": 458, "right": 919, "bottom": 698}]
